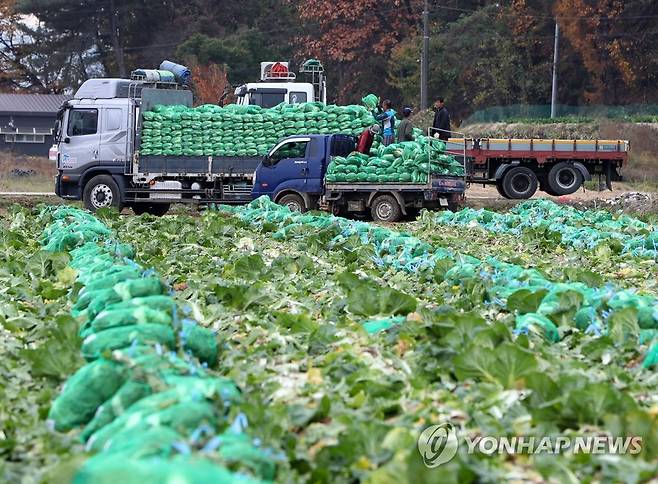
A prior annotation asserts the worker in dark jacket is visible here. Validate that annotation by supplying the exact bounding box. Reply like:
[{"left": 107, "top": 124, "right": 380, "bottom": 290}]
[
  {"left": 432, "top": 98, "right": 451, "bottom": 141},
  {"left": 356, "top": 124, "right": 380, "bottom": 154},
  {"left": 396, "top": 107, "right": 414, "bottom": 143}
]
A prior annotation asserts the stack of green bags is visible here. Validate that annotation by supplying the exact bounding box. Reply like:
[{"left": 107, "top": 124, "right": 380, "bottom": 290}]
[
  {"left": 140, "top": 101, "right": 375, "bottom": 157},
  {"left": 325, "top": 135, "right": 465, "bottom": 184}
]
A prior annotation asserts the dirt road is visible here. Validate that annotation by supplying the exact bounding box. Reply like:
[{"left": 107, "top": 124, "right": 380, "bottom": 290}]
[
  {"left": 2, "top": 183, "right": 656, "bottom": 215},
  {"left": 465, "top": 182, "right": 657, "bottom": 213}
]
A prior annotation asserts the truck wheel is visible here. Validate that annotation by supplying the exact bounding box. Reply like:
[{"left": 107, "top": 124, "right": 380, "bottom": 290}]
[
  {"left": 495, "top": 179, "right": 510, "bottom": 199},
  {"left": 371, "top": 194, "right": 402, "bottom": 222},
  {"left": 83, "top": 175, "right": 123, "bottom": 212},
  {"left": 132, "top": 204, "right": 170, "bottom": 216},
  {"left": 406, "top": 207, "right": 421, "bottom": 220},
  {"left": 278, "top": 193, "right": 306, "bottom": 213},
  {"left": 539, "top": 176, "right": 559, "bottom": 196},
  {"left": 447, "top": 193, "right": 462, "bottom": 212},
  {"left": 501, "top": 167, "right": 538, "bottom": 199},
  {"left": 547, "top": 162, "right": 583, "bottom": 195}
]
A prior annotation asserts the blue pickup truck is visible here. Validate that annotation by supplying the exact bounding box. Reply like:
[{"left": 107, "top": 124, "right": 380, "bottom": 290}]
[
  {"left": 252, "top": 134, "right": 465, "bottom": 222},
  {"left": 53, "top": 80, "right": 464, "bottom": 221}
]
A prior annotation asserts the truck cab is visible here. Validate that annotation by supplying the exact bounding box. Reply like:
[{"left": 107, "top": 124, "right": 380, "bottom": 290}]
[
  {"left": 54, "top": 77, "right": 194, "bottom": 212},
  {"left": 253, "top": 134, "right": 354, "bottom": 211},
  {"left": 234, "top": 61, "right": 326, "bottom": 108},
  {"left": 53, "top": 79, "right": 142, "bottom": 202}
]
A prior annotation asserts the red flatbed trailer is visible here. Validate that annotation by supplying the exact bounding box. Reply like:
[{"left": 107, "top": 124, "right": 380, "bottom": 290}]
[{"left": 444, "top": 137, "right": 629, "bottom": 199}]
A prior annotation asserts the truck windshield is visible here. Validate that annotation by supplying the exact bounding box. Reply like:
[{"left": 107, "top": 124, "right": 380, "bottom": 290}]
[
  {"left": 289, "top": 91, "right": 307, "bottom": 104},
  {"left": 249, "top": 92, "right": 285, "bottom": 108},
  {"left": 270, "top": 141, "right": 308, "bottom": 164}
]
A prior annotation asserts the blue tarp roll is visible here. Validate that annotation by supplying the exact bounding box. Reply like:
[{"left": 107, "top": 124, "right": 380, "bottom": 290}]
[
  {"left": 132, "top": 69, "right": 160, "bottom": 81},
  {"left": 159, "top": 60, "right": 191, "bottom": 85}
]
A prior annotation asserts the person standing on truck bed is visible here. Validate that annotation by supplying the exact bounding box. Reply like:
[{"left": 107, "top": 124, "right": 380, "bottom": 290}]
[
  {"left": 356, "top": 124, "right": 381, "bottom": 154},
  {"left": 432, "top": 98, "right": 451, "bottom": 141},
  {"left": 397, "top": 107, "right": 414, "bottom": 143},
  {"left": 373, "top": 99, "right": 396, "bottom": 146}
]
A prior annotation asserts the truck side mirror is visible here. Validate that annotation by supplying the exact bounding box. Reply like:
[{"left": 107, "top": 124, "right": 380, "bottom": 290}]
[
  {"left": 64, "top": 137, "right": 70, "bottom": 144},
  {"left": 262, "top": 155, "right": 272, "bottom": 166}
]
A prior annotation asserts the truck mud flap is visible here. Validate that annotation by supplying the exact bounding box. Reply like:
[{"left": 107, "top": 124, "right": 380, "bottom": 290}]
[
  {"left": 56, "top": 173, "right": 82, "bottom": 199},
  {"left": 572, "top": 161, "right": 591, "bottom": 181}
]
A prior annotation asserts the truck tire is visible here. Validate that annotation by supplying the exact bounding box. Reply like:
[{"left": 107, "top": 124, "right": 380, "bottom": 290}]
[
  {"left": 83, "top": 175, "right": 123, "bottom": 212},
  {"left": 278, "top": 193, "right": 306, "bottom": 213},
  {"left": 538, "top": 175, "right": 559, "bottom": 196},
  {"left": 447, "top": 193, "right": 462, "bottom": 212},
  {"left": 547, "top": 162, "right": 583, "bottom": 196},
  {"left": 495, "top": 179, "right": 510, "bottom": 199},
  {"left": 132, "top": 203, "right": 170, "bottom": 216},
  {"left": 371, "top": 194, "right": 402, "bottom": 222},
  {"left": 501, "top": 166, "right": 538, "bottom": 199}
]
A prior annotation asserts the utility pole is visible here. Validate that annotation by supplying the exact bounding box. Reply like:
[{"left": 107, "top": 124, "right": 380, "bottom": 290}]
[
  {"left": 421, "top": 0, "right": 429, "bottom": 110},
  {"left": 550, "top": 20, "right": 559, "bottom": 119}
]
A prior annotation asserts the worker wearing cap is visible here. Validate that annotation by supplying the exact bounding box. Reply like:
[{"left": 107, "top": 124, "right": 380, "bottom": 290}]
[
  {"left": 356, "top": 124, "right": 380, "bottom": 154},
  {"left": 397, "top": 107, "right": 414, "bottom": 143}
]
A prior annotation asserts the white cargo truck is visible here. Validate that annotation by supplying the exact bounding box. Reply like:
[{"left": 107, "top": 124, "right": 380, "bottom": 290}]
[
  {"left": 234, "top": 61, "right": 326, "bottom": 108},
  {"left": 52, "top": 77, "right": 261, "bottom": 215}
]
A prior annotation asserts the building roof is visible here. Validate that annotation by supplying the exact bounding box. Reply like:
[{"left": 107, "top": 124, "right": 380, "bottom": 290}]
[{"left": 0, "top": 93, "right": 71, "bottom": 115}]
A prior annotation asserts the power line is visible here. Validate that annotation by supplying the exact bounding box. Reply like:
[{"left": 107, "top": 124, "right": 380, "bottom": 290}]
[
  {"left": 115, "top": 4, "right": 424, "bottom": 53},
  {"left": 429, "top": 3, "right": 658, "bottom": 21},
  {"left": 116, "top": 28, "right": 658, "bottom": 55}
]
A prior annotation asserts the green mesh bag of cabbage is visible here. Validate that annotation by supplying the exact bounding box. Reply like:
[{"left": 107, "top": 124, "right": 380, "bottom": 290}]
[
  {"left": 140, "top": 101, "right": 375, "bottom": 157},
  {"left": 325, "top": 137, "right": 464, "bottom": 184}
]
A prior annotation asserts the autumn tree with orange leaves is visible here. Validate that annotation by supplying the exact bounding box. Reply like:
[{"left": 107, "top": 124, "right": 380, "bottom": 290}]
[
  {"left": 297, "top": 0, "right": 421, "bottom": 103},
  {"left": 555, "top": 0, "right": 656, "bottom": 104},
  {"left": 189, "top": 62, "right": 232, "bottom": 106},
  {"left": 1, "top": 0, "right": 656, "bottom": 114}
]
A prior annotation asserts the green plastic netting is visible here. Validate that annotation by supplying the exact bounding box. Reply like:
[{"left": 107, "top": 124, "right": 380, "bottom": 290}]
[
  {"left": 139, "top": 97, "right": 465, "bottom": 181},
  {"left": 40, "top": 206, "right": 275, "bottom": 482},
  {"left": 219, "top": 197, "right": 658, "bottom": 365},
  {"left": 139, "top": 101, "right": 375, "bottom": 157},
  {"left": 326, "top": 136, "right": 464, "bottom": 183},
  {"left": 435, "top": 199, "right": 658, "bottom": 259}
]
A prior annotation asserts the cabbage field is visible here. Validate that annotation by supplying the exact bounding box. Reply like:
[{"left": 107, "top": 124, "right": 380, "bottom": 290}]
[{"left": 2, "top": 199, "right": 658, "bottom": 482}]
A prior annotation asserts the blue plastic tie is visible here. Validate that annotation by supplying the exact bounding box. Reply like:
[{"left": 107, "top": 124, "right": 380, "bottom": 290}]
[
  {"left": 201, "top": 435, "right": 223, "bottom": 453},
  {"left": 230, "top": 412, "right": 248, "bottom": 433},
  {"left": 190, "top": 424, "right": 214, "bottom": 443},
  {"left": 141, "top": 268, "right": 157, "bottom": 278},
  {"left": 513, "top": 326, "right": 529, "bottom": 336},
  {"left": 585, "top": 322, "right": 603, "bottom": 337},
  {"left": 171, "top": 441, "right": 192, "bottom": 455}
]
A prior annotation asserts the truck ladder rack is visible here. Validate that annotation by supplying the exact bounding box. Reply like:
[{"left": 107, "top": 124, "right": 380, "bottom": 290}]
[{"left": 299, "top": 60, "right": 326, "bottom": 103}]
